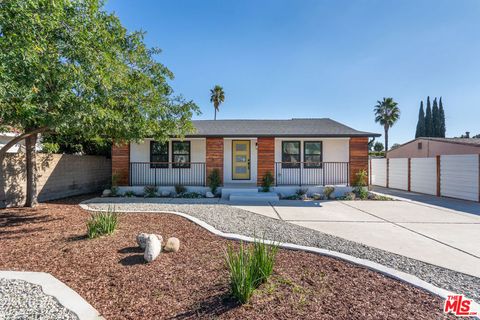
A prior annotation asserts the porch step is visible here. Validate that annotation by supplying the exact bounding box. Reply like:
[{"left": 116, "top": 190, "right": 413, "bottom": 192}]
[
  {"left": 229, "top": 192, "right": 279, "bottom": 202},
  {"left": 221, "top": 187, "right": 259, "bottom": 199}
]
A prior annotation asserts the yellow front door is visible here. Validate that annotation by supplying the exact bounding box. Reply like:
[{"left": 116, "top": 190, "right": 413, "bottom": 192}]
[{"left": 232, "top": 140, "right": 250, "bottom": 180}]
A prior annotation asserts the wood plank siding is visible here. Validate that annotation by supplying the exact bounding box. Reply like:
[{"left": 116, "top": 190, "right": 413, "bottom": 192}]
[
  {"left": 206, "top": 137, "right": 224, "bottom": 184},
  {"left": 257, "top": 137, "right": 275, "bottom": 186},
  {"left": 349, "top": 137, "right": 369, "bottom": 185},
  {"left": 112, "top": 142, "right": 130, "bottom": 186}
]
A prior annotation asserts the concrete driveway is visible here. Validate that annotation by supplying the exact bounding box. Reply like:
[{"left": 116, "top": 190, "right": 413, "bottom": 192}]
[{"left": 232, "top": 194, "right": 480, "bottom": 278}]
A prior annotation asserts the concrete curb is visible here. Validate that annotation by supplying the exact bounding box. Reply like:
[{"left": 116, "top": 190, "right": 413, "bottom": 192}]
[
  {"left": 80, "top": 201, "right": 479, "bottom": 317},
  {"left": 0, "top": 271, "right": 104, "bottom": 320}
]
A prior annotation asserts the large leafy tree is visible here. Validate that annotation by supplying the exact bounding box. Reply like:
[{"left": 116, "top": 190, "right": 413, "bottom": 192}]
[
  {"left": 424, "top": 96, "right": 433, "bottom": 137},
  {"left": 373, "top": 141, "right": 384, "bottom": 152},
  {"left": 439, "top": 97, "right": 446, "bottom": 137},
  {"left": 415, "top": 101, "right": 425, "bottom": 138},
  {"left": 0, "top": 0, "right": 199, "bottom": 207},
  {"left": 210, "top": 85, "right": 225, "bottom": 120},
  {"left": 374, "top": 97, "right": 400, "bottom": 152}
]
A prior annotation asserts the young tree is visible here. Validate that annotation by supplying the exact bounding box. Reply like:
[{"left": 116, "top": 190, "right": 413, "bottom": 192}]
[
  {"left": 0, "top": 0, "right": 199, "bottom": 207},
  {"left": 432, "top": 97, "right": 440, "bottom": 137},
  {"left": 373, "top": 141, "right": 384, "bottom": 152},
  {"left": 374, "top": 97, "right": 400, "bottom": 153},
  {"left": 415, "top": 101, "right": 425, "bottom": 138},
  {"left": 210, "top": 85, "right": 225, "bottom": 120},
  {"left": 424, "top": 96, "right": 433, "bottom": 137},
  {"left": 439, "top": 97, "right": 446, "bottom": 137},
  {"left": 390, "top": 143, "right": 401, "bottom": 150}
]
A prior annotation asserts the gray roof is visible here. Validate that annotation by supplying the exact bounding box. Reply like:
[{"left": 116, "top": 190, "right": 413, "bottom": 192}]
[
  {"left": 419, "top": 137, "right": 480, "bottom": 146},
  {"left": 187, "top": 118, "right": 380, "bottom": 137}
]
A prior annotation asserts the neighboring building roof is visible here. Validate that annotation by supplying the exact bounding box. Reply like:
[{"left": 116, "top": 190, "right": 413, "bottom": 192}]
[
  {"left": 393, "top": 137, "right": 480, "bottom": 149},
  {"left": 418, "top": 137, "right": 480, "bottom": 146},
  {"left": 187, "top": 118, "right": 380, "bottom": 137}
]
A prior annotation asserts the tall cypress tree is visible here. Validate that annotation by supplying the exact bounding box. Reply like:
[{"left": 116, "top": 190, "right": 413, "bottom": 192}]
[
  {"left": 424, "top": 96, "right": 433, "bottom": 137},
  {"left": 415, "top": 101, "right": 425, "bottom": 138},
  {"left": 432, "top": 97, "right": 439, "bottom": 137},
  {"left": 439, "top": 97, "right": 446, "bottom": 137}
]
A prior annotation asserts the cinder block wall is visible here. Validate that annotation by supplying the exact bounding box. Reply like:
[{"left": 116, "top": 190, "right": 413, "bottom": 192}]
[{"left": 0, "top": 153, "right": 111, "bottom": 207}]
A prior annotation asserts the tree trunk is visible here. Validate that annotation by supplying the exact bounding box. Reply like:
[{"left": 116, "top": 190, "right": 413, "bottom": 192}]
[
  {"left": 214, "top": 108, "right": 217, "bottom": 120},
  {"left": 384, "top": 126, "right": 389, "bottom": 155},
  {"left": 25, "top": 133, "right": 38, "bottom": 207}
]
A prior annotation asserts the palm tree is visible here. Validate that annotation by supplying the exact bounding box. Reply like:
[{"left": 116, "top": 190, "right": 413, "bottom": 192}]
[
  {"left": 210, "top": 85, "right": 225, "bottom": 120},
  {"left": 374, "top": 97, "right": 400, "bottom": 153}
]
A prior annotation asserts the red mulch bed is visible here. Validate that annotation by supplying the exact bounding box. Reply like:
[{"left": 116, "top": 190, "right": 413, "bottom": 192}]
[{"left": 0, "top": 196, "right": 452, "bottom": 319}]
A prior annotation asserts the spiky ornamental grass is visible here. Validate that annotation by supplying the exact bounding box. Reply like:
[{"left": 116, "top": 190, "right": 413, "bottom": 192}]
[
  {"left": 86, "top": 207, "right": 118, "bottom": 239},
  {"left": 225, "top": 238, "right": 279, "bottom": 304}
]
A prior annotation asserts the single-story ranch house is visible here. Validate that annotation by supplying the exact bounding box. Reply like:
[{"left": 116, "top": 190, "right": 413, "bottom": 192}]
[{"left": 112, "top": 118, "right": 380, "bottom": 196}]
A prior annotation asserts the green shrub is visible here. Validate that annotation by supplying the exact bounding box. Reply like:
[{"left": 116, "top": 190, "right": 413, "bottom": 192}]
[
  {"left": 174, "top": 184, "right": 186, "bottom": 195},
  {"left": 261, "top": 171, "right": 274, "bottom": 192},
  {"left": 296, "top": 188, "right": 308, "bottom": 196},
  {"left": 356, "top": 187, "right": 369, "bottom": 200},
  {"left": 144, "top": 185, "right": 157, "bottom": 198},
  {"left": 207, "top": 168, "right": 222, "bottom": 194},
  {"left": 343, "top": 192, "right": 356, "bottom": 200},
  {"left": 110, "top": 174, "right": 120, "bottom": 197},
  {"left": 355, "top": 169, "right": 368, "bottom": 187},
  {"left": 323, "top": 186, "right": 335, "bottom": 199},
  {"left": 86, "top": 207, "right": 118, "bottom": 239},
  {"left": 176, "top": 192, "right": 204, "bottom": 198},
  {"left": 225, "top": 239, "right": 279, "bottom": 304},
  {"left": 353, "top": 169, "right": 369, "bottom": 200},
  {"left": 124, "top": 190, "right": 135, "bottom": 197}
]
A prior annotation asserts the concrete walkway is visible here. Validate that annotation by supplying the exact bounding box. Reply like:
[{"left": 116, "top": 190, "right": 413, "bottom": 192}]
[{"left": 234, "top": 196, "right": 480, "bottom": 278}]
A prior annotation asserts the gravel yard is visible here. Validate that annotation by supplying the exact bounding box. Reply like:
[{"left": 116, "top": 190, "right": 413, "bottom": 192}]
[
  {"left": 0, "top": 278, "right": 77, "bottom": 320},
  {"left": 0, "top": 196, "right": 454, "bottom": 319},
  {"left": 83, "top": 197, "right": 480, "bottom": 302}
]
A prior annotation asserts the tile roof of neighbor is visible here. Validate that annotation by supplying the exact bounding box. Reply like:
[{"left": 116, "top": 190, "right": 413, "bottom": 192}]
[
  {"left": 418, "top": 137, "right": 480, "bottom": 146},
  {"left": 188, "top": 118, "right": 380, "bottom": 137}
]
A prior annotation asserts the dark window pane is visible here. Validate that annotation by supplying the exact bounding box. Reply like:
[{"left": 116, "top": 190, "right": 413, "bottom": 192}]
[
  {"left": 173, "top": 141, "right": 190, "bottom": 154},
  {"left": 282, "top": 141, "right": 300, "bottom": 155},
  {"left": 304, "top": 155, "right": 322, "bottom": 168},
  {"left": 282, "top": 141, "right": 300, "bottom": 168},
  {"left": 304, "top": 142, "right": 322, "bottom": 168},
  {"left": 305, "top": 142, "right": 321, "bottom": 155},
  {"left": 172, "top": 141, "right": 191, "bottom": 168},
  {"left": 150, "top": 141, "right": 168, "bottom": 168}
]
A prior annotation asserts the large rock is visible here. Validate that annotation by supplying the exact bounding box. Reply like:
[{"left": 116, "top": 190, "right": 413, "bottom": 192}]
[
  {"left": 144, "top": 234, "right": 161, "bottom": 262},
  {"left": 136, "top": 233, "right": 149, "bottom": 249},
  {"left": 137, "top": 233, "right": 162, "bottom": 249},
  {"left": 164, "top": 237, "right": 180, "bottom": 253},
  {"left": 102, "top": 189, "right": 112, "bottom": 197},
  {"left": 311, "top": 193, "right": 323, "bottom": 200},
  {"left": 205, "top": 191, "right": 215, "bottom": 198}
]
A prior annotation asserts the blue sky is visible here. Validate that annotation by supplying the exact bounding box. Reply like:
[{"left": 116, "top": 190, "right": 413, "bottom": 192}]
[{"left": 105, "top": 0, "right": 480, "bottom": 146}]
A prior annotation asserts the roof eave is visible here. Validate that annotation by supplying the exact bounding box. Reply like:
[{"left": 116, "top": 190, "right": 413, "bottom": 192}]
[{"left": 184, "top": 133, "right": 381, "bottom": 138}]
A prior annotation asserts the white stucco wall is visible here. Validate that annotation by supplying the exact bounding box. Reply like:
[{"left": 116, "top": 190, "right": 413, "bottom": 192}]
[
  {"left": 130, "top": 138, "right": 206, "bottom": 186},
  {"left": 274, "top": 138, "right": 350, "bottom": 185},
  {"left": 223, "top": 138, "right": 258, "bottom": 184}
]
